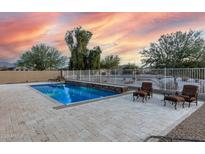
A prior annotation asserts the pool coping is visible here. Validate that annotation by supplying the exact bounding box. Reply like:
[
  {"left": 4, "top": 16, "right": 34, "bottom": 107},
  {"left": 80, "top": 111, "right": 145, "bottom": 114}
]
[
  {"left": 65, "top": 79, "right": 129, "bottom": 93},
  {"left": 27, "top": 82, "right": 133, "bottom": 109},
  {"left": 53, "top": 90, "right": 133, "bottom": 110},
  {"left": 65, "top": 79, "right": 127, "bottom": 88}
]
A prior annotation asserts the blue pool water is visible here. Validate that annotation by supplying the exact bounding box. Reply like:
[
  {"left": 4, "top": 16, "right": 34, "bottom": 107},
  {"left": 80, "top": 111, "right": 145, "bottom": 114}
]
[{"left": 31, "top": 83, "right": 118, "bottom": 105}]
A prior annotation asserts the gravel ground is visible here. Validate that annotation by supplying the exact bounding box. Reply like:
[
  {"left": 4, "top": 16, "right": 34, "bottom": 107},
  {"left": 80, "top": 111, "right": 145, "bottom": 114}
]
[{"left": 166, "top": 103, "right": 205, "bottom": 141}]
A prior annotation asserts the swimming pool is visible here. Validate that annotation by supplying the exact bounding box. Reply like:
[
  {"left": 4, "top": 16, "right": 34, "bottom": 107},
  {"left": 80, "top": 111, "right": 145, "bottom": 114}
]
[{"left": 31, "top": 83, "right": 118, "bottom": 105}]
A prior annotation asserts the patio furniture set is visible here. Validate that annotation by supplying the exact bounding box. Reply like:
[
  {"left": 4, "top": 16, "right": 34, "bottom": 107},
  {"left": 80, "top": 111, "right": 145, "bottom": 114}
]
[{"left": 133, "top": 82, "right": 198, "bottom": 110}]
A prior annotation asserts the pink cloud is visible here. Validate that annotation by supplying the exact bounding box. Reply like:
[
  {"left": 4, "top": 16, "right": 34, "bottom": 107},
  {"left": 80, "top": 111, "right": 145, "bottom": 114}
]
[
  {"left": 1, "top": 12, "right": 205, "bottom": 64},
  {"left": 0, "top": 13, "right": 60, "bottom": 59}
]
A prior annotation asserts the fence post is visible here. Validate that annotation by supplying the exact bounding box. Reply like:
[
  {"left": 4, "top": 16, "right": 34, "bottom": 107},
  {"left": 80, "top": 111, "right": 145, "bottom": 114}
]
[
  {"left": 80, "top": 70, "right": 81, "bottom": 80},
  {"left": 88, "top": 70, "right": 90, "bottom": 81},
  {"left": 99, "top": 70, "right": 101, "bottom": 83},
  {"left": 204, "top": 68, "right": 205, "bottom": 93},
  {"left": 164, "top": 67, "right": 167, "bottom": 91},
  {"left": 72, "top": 70, "right": 74, "bottom": 80},
  {"left": 60, "top": 70, "right": 63, "bottom": 79},
  {"left": 114, "top": 69, "right": 116, "bottom": 84}
]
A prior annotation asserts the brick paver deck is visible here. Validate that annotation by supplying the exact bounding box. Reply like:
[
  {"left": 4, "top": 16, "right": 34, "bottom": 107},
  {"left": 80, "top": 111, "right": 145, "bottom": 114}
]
[{"left": 0, "top": 83, "right": 203, "bottom": 141}]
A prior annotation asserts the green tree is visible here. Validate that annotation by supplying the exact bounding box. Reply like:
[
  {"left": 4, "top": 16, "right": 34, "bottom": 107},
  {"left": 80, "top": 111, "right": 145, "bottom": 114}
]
[
  {"left": 141, "top": 30, "right": 205, "bottom": 68},
  {"left": 87, "top": 46, "right": 102, "bottom": 69},
  {"left": 65, "top": 27, "right": 101, "bottom": 70},
  {"left": 100, "top": 55, "right": 120, "bottom": 69},
  {"left": 17, "top": 44, "right": 67, "bottom": 70},
  {"left": 121, "top": 63, "right": 139, "bottom": 74},
  {"left": 122, "top": 63, "right": 139, "bottom": 70}
]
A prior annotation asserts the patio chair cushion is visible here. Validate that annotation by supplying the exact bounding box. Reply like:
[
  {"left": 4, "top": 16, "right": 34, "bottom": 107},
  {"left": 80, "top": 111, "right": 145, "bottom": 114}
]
[
  {"left": 141, "top": 82, "right": 152, "bottom": 92},
  {"left": 182, "top": 85, "right": 198, "bottom": 97},
  {"left": 164, "top": 95, "right": 185, "bottom": 102},
  {"left": 179, "top": 95, "right": 196, "bottom": 102},
  {"left": 133, "top": 90, "right": 148, "bottom": 97}
]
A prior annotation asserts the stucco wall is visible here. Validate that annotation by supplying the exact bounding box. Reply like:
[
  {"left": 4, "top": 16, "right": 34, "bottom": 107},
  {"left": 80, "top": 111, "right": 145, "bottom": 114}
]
[{"left": 0, "top": 71, "right": 61, "bottom": 84}]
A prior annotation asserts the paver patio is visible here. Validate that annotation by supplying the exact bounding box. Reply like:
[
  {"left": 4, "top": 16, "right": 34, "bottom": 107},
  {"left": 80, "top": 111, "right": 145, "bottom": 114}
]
[{"left": 0, "top": 83, "right": 203, "bottom": 141}]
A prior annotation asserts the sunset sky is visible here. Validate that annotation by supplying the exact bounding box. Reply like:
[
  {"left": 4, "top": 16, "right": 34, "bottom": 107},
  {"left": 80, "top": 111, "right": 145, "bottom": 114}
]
[{"left": 1, "top": 12, "right": 205, "bottom": 65}]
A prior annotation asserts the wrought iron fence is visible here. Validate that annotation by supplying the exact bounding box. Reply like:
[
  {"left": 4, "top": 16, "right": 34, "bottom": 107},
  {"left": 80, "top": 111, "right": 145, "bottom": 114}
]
[{"left": 62, "top": 68, "right": 205, "bottom": 94}]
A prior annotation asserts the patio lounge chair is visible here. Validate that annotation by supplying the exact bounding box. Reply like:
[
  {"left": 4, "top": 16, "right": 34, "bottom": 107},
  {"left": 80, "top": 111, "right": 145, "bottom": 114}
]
[
  {"left": 176, "top": 85, "right": 198, "bottom": 107},
  {"left": 164, "top": 85, "right": 198, "bottom": 109},
  {"left": 133, "top": 82, "right": 153, "bottom": 102},
  {"left": 48, "top": 76, "right": 65, "bottom": 82}
]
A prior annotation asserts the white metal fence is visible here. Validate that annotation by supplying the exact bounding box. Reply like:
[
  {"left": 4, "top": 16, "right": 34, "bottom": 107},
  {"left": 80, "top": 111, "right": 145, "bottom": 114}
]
[{"left": 62, "top": 68, "right": 205, "bottom": 94}]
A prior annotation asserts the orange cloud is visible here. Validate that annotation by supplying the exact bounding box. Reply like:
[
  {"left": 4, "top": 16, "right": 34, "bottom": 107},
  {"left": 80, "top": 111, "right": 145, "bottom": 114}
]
[
  {"left": 72, "top": 13, "right": 205, "bottom": 64},
  {"left": 0, "top": 13, "right": 60, "bottom": 59},
  {"left": 1, "top": 12, "right": 205, "bottom": 65}
]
